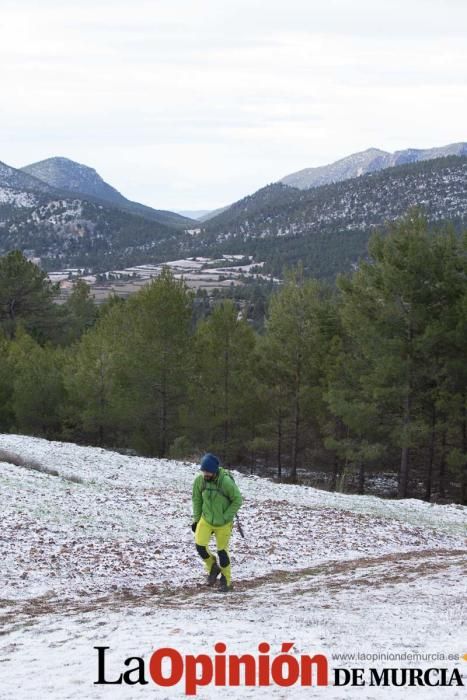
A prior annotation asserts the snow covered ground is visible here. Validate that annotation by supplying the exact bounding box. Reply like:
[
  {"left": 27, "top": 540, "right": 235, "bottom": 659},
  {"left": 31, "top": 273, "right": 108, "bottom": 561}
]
[{"left": 0, "top": 434, "right": 465, "bottom": 699}]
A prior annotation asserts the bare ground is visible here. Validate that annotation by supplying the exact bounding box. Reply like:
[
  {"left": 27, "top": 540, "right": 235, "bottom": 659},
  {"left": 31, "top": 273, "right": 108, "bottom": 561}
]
[{"left": 1, "top": 546, "right": 464, "bottom": 637}]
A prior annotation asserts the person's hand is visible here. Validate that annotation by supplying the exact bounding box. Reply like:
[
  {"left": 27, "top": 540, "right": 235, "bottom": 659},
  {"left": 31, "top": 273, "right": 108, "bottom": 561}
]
[{"left": 191, "top": 522, "right": 198, "bottom": 533}]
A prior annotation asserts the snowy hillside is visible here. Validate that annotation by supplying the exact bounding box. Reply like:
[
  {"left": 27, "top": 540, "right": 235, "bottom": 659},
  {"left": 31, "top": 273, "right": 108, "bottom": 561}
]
[
  {"left": 0, "top": 156, "right": 195, "bottom": 271},
  {"left": 205, "top": 157, "right": 467, "bottom": 245},
  {"left": 0, "top": 187, "right": 38, "bottom": 208},
  {"left": 22, "top": 157, "right": 127, "bottom": 206},
  {"left": 0, "top": 434, "right": 465, "bottom": 699},
  {"left": 280, "top": 142, "right": 467, "bottom": 189},
  {"left": 0, "top": 161, "right": 54, "bottom": 194},
  {"left": 20, "top": 157, "right": 195, "bottom": 230}
]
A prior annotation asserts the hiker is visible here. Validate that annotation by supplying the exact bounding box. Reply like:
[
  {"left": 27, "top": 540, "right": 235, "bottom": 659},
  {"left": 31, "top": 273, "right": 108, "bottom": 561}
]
[{"left": 192, "top": 453, "right": 243, "bottom": 592}]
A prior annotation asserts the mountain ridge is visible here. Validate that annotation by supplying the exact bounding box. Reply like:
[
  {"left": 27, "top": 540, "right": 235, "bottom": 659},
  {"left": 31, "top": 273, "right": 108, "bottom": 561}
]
[
  {"left": 22, "top": 157, "right": 127, "bottom": 205},
  {"left": 20, "top": 156, "right": 195, "bottom": 229},
  {"left": 0, "top": 160, "right": 57, "bottom": 195},
  {"left": 280, "top": 141, "right": 467, "bottom": 189},
  {"left": 0, "top": 158, "right": 193, "bottom": 271},
  {"left": 199, "top": 155, "right": 467, "bottom": 278},
  {"left": 1, "top": 151, "right": 466, "bottom": 279}
]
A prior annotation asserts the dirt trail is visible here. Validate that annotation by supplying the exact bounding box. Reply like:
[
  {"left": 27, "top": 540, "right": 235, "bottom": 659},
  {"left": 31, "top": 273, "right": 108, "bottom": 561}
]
[{"left": 1, "top": 547, "right": 464, "bottom": 636}]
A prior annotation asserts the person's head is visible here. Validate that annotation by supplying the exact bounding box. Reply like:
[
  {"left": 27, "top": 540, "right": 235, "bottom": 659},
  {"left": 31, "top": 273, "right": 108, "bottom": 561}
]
[{"left": 200, "top": 453, "right": 220, "bottom": 480}]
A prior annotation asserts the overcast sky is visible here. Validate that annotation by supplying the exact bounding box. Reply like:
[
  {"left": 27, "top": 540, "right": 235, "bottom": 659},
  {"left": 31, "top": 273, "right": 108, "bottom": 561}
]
[{"left": 1, "top": 0, "right": 466, "bottom": 211}]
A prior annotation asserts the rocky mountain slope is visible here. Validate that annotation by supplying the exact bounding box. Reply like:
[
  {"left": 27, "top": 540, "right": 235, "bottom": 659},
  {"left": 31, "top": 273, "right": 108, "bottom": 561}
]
[
  {"left": 0, "top": 159, "right": 197, "bottom": 270},
  {"left": 280, "top": 141, "right": 467, "bottom": 189},
  {"left": 199, "top": 155, "right": 467, "bottom": 278},
  {"left": 1, "top": 154, "right": 466, "bottom": 277},
  {"left": 0, "top": 190, "right": 191, "bottom": 271},
  {"left": 0, "top": 160, "right": 56, "bottom": 195},
  {"left": 22, "top": 157, "right": 126, "bottom": 205},
  {"left": 21, "top": 157, "right": 194, "bottom": 229}
]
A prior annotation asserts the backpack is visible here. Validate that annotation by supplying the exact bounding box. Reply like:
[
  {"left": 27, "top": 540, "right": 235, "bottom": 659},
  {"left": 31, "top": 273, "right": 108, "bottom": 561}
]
[
  {"left": 200, "top": 469, "right": 245, "bottom": 538},
  {"left": 200, "top": 468, "right": 236, "bottom": 502}
]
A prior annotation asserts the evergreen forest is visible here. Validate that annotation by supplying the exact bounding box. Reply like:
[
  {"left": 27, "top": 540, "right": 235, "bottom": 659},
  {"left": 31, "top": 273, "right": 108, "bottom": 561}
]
[{"left": 0, "top": 210, "right": 465, "bottom": 503}]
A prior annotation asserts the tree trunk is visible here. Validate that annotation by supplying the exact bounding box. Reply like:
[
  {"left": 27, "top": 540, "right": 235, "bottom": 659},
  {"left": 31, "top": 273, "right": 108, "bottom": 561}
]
[
  {"left": 291, "top": 394, "right": 300, "bottom": 482},
  {"left": 98, "top": 367, "right": 105, "bottom": 446},
  {"left": 398, "top": 388, "right": 411, "bottom": 498},
  {"left": 438, "top": 430, "right": 447, "bottom": 501},
  {"left": 291, "top": 364, "right": 302, "bottom": 483},
  {"left": 462, "top": 394, "right": 467, "bottom": 505},
  {"left": 159, "top": 369, "right": 168, "bottom": 457},
  {"left": 6, "top": 298, "right": 16, "bottom": 339},
  {"left": 399, "top": 313, "right": 413, "bottom": 499},
  {"left": 330, "top": 420, "right": 342, "bottom": 491},
  {"left": 424, "top": 405, "right": 436, "bottom": 502},
  {"left": 276, "top": 408, "right": 283, "bottom": 481},
  {"left": 357, "top": 461, "right": 365, "bottom": 495},
  {"left": 223, "top": 346, "right": 230, "bottom": 458},
  {"left": 330, "top": 454, "right": 339, "bottom": 492}
]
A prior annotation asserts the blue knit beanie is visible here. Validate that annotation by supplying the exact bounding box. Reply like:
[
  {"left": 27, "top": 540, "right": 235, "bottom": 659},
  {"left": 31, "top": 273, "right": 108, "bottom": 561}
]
[{"left": 200, "top": 453, "right": 220, "bottom": 473}]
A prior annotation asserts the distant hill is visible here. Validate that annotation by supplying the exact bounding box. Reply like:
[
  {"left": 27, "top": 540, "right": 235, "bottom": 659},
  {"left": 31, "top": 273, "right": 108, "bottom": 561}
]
[
  {"left": 21, "top": 157, "right": 195, "bottom": 230},
  {"left": 199, "top": 155, "right": 467, "bottom": 279},
  {"left": 2, "top": 152, "right": 466, "bottom": 279},
  {"left": 0, "top": 159, "right": 193, "bottom": 271},
  {"left": 174, "top": 207, "right": 231, "bottom": 222},
  {"left": 176, "top": 209, "right": 212, "bottom": 220},
  {"left": 0, "top": 161, "right": 56, "bottom": 195},
  {"left": 280, "top": 142, "right": 467, "bottom": 190},
  {"left": 22, "top": 157, "right": 126, "bottom": 204},
  {"left": 198, "top": 205, "right": 231, "bottom": 222}
]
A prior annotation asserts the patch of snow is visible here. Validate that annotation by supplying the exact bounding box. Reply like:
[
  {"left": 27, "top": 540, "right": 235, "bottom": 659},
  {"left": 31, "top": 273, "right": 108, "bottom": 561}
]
[
  {"left": 0, "top": 187, "right": 37, "bottom": 207},
  {"left": 0, "top": 434, "right": 465, "bottom": 698}
]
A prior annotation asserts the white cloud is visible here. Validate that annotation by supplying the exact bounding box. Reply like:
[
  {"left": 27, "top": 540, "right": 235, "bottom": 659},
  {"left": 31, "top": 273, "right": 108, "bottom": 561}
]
[{"left": 0, "top": 0, "right": 466, "bottom": 209}]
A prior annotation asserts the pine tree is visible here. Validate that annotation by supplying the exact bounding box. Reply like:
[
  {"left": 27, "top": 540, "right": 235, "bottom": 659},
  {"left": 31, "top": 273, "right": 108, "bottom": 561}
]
[
  {"left": 114, "top": 268, "right": 194, "bottom": 456},
  {"left": 324, "top": 332, "right": 386, "bottom": 493},
  {"left": 63, "top": 302, "right": 124, "bottom": 445},
  {"left": 427, "top": 230, "right": 467, "bottom": 502},
  {"left": 9, "top": 329, "right": 66, "bottom": 437},
  {"left": 62, "top": 279, "right": 98, "bottom": 344},
  {"left": 336, "top": 211, "right": 466, "bottom": 499},
  {"left": 0, "top": 251, "right": 58, "bottom": 341},
  {"left": 258, "top": 268, "right": 329, "bottom": 481},
  {"left": 0, "top": 336, "right": 14, "bottom": 431},
  {"left": 189, "top": 300, "right": 257, "bottom": 462}
]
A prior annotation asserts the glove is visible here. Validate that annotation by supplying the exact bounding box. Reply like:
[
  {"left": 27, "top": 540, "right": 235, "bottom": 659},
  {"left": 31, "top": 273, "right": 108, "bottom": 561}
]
[{"left": 191, "top": 522, "right": 198, "bottom": 533}]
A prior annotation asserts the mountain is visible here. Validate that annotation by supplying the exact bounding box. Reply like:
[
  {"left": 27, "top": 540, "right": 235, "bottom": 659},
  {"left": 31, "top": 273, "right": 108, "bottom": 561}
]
[
  {"left": 174, "top": 207, "right": 231, "bottom": 222},
  {"left": 199, "top": 155, "right": 467, "bottom": 279},
  {"left": 0, "top": 159, "right": 194, "bottom": 271},
  {"left": 21, "top": 157, "right": 195, "bottom": 229},
  {"left": 0, "top": 160, "right": 56, "bottom": 195},
  {"left": 22, "top": 157, "right": 126, "bottom": 204},
  {"left": 2, "top": 153, "right": 466, "bottom": 277},
  {"left": 198, "top": 205, "right": 231, "bottom": 221},
  {"left": 175, "top": 209, "right": 212, "bottom": 220},
  {"left": 0, "top": 190, "right": 192, "bottom": 272},
  {"left": 280, "top": 141, "right": 467, "bottom": 190}
]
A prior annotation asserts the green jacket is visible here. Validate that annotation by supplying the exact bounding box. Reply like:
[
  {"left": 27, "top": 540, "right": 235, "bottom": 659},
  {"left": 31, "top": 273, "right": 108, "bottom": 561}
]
[{"left": 192, "top": 467, "right": 243, "bottom": 527}]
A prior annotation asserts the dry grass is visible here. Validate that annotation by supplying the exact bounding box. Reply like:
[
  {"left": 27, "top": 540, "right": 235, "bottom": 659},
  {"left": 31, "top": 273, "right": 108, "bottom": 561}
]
[{"left": 0, "top": 448, "right": 84, "bottom": 484}]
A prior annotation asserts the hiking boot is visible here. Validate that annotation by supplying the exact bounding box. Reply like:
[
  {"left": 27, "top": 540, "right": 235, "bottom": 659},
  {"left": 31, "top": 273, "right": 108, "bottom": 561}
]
[
  {"left": 218, "top": 574, "right": 233, "bottom": 593},
  {"left": 207, "top": 561, "right": 221, "bottom": 586}
]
